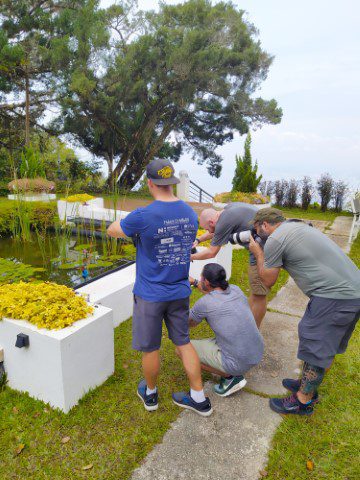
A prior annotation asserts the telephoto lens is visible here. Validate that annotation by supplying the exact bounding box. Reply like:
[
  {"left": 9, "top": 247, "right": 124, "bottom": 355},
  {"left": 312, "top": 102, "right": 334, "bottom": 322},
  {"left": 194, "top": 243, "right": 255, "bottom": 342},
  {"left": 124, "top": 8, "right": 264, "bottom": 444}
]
[{"left": 229, "top": 229, "right": 262, "bottom": 246}]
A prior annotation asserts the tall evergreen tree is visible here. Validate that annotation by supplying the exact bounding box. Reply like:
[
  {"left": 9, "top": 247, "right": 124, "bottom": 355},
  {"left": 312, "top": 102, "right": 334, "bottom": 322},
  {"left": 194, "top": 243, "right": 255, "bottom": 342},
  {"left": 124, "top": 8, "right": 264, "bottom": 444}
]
[
  {"left": 232, "top": 133, "right": 262, "bottom": 193},
  {"left": 58, "top": 0, "right": 282, "bottom": 189},
  {"left": 0, "top": 0, "right": 109, "bottom": 144}
]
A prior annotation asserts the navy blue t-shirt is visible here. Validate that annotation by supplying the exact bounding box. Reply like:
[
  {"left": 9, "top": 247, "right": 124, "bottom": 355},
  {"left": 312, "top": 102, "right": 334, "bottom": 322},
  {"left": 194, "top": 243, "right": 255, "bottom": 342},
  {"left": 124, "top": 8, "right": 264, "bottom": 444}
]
[{"left": 120, "top": 200, "right": 198, "bottom": 302}]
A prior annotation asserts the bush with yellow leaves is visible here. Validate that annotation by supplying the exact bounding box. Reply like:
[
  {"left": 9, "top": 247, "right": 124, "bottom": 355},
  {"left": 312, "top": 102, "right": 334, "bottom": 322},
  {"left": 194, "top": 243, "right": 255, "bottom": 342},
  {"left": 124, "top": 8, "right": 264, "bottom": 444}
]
[
  {"left": 60, "top": 193, "right": 95, "bottom": 203},
  {"left": 0, "top": 282, "right": 94, "bottom": 330},
  {"left": 214, "top": 191, "right": 269, "bottom": 204}
]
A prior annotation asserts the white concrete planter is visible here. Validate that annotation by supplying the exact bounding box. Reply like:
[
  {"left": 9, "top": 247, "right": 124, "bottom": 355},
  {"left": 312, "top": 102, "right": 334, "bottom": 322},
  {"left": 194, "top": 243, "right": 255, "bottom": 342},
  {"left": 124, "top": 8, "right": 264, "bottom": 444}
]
[
  {"left": 189, "top": 243, "right": 233, "bottom": 280},
  {"left": 0, "top": 305, "right": 114, "bottom": 413},
  {"left": 213, "top": 201, "right": 271, "bottom": 209},
  {"left": 77, "top": 264, "right": 136, "bottom": 328},
  {"left": 8, "top": 193, "right": 56, "bottom": 202},
  {"left": 57, "top": 198, "right": 129, "bottom": 223}
]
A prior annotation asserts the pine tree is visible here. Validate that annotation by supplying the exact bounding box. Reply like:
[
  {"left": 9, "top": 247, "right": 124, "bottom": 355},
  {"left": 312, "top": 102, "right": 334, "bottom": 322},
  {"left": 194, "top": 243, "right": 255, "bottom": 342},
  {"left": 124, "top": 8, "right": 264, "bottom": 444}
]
[{"left": 232, "top": 133, "right": 262, "bottom": 193}]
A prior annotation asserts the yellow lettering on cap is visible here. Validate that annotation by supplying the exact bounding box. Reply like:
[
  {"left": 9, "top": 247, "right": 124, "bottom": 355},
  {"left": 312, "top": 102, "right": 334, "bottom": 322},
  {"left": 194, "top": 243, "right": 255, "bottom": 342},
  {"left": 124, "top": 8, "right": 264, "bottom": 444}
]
[{"left": 157, "top": 166, "right": 173, "bottom": 178}]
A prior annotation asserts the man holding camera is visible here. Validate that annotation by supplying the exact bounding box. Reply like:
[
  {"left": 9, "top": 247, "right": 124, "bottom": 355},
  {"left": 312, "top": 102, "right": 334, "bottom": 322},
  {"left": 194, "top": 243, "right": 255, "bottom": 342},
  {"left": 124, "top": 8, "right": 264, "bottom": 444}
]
[
  {"left": 107, "top": 159, "right": 213, "bottom": 417},
  {"left": 248, "top": 208, "right": 360, "bottom": 416},
  {"left": 191, "top": 203, "right": 268, "bottom": 327}
]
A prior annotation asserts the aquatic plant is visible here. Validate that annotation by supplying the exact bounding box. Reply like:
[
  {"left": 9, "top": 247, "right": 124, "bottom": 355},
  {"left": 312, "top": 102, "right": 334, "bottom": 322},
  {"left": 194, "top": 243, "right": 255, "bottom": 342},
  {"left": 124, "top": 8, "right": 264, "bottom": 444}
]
[{"left": 0, "top": 258, "right": 45, "bottom": 284}]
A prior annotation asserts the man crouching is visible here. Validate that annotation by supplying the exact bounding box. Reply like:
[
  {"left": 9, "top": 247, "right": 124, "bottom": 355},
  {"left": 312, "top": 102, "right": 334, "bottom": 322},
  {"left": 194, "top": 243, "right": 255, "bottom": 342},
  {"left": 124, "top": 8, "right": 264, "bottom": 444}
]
[{"left": 186, "top": 263, "right": 264, "bottom": 397}]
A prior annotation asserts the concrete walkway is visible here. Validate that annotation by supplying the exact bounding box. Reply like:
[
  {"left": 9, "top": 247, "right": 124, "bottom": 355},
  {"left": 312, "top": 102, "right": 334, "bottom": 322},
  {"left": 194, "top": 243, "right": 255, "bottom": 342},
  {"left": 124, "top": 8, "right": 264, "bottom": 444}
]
[{"left": 131, "top": 216, "right": 354, "bottom": 480}]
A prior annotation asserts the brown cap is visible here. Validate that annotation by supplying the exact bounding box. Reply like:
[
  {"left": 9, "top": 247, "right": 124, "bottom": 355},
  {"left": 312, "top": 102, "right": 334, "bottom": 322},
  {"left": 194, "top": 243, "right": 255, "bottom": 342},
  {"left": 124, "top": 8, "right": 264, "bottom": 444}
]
[{"left": 249, "top": 207, "right": 286, "bottom": 225}]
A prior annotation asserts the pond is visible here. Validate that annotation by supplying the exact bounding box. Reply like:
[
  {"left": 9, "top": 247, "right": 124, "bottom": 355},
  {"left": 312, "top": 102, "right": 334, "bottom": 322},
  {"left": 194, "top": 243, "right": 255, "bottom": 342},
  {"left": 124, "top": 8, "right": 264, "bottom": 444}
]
[{"left": 0, "top": 233, "right": 135, "bottom": 288}]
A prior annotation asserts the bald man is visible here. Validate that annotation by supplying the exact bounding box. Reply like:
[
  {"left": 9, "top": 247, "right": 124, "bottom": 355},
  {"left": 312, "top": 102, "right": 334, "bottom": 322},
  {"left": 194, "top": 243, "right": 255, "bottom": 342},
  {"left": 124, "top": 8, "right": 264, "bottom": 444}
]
[{"left": 191, "top": 203, "right": 268, "bottom": 327}]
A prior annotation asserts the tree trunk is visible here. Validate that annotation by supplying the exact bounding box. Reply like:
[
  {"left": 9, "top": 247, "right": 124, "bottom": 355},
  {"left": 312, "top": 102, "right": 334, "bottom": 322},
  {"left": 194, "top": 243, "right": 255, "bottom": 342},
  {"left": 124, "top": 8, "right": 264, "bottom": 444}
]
[
  {"left": 117, "top": 163, "right": 144, "bottom": 190},
  {"left": 104, "top": 151, "right": 115, "bottom": 190},
  {"left": 25, "top": 69, "right": 30, "bottom": 146}
]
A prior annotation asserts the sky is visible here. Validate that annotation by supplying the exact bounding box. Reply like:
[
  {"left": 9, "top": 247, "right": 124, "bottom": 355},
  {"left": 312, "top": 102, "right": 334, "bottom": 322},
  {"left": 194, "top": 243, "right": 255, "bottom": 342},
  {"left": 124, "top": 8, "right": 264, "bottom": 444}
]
[{"left": 93, "top": 0, "right": 360, "bottom": 195}]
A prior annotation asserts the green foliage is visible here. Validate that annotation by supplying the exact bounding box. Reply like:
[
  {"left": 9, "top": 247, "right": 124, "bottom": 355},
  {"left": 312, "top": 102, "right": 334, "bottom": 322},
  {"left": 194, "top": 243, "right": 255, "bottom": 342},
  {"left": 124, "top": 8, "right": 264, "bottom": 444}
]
[
  {"left": 232, "top": 133, "right": 262, "bottom": 193},
  {"left": 0, "top": 0, "right": 109, "bottom": 135},
  {"left": 0, "top": 199, "right": 57, "bottom": 236},
  {"left": 0, "top": 257, "right": 44, "bottom": 284},
  {"left": 19, "top": 145, "right": 45, "bottom": 178},
  {"left": 58, "top": 0, "right": 282, "bottom": 189}
]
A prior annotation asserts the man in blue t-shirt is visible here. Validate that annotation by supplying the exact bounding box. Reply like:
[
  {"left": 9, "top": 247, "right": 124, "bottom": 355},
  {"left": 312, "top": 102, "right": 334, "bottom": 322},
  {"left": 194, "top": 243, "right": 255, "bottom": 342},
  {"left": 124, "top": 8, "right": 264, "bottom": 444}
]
[{"left": 107, "top": 159, "right": 213, "bottom": 417}]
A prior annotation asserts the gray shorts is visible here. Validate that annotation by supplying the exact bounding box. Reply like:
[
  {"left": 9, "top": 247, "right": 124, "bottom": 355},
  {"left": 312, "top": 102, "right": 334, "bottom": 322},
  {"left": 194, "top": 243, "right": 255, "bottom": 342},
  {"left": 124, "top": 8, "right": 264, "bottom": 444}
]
[
  {"left": 298, "top": 296, "right": 360, "bottom": 369},
  {"left": 132, "top": 294, "right": 190, "bottom": 352}
]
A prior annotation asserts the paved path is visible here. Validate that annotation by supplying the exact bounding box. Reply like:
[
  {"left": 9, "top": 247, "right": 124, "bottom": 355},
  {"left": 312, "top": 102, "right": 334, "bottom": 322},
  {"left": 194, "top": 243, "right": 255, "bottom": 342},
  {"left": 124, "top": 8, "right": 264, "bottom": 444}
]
[{"left": 131, "top": 216, "right": 354, "bottom": 480}]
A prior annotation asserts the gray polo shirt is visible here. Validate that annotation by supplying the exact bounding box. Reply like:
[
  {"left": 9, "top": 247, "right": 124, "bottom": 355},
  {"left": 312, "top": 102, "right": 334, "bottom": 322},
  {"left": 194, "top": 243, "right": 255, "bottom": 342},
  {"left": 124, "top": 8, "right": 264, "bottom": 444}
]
[
  {"left": 264, "top": 221, "right": 360, "bottom": 299},
  {"left": 211, "top": 202, "right": 263, "bottom": 265},
  {"left": 189, "top": 285, "right": 264, "bottom": 375}
]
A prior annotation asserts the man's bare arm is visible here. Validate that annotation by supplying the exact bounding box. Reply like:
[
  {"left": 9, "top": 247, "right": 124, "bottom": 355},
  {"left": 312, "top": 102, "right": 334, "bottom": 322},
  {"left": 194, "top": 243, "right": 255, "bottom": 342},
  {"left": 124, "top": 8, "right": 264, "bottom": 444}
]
[
  {"left": 191, "top": 244, "right": 221, "bottom": 261},
  {"left": 248, "top": 236, "right": 280, "bottom": 288},
  {"left": 107, "top": 221, "right": 127, "bottom": 239},
  {"left": 193, "top": 231, "right": 214, "bottom": 248},
  {"left": 189, "top": 318, "right": 198, "bottom": 328}
]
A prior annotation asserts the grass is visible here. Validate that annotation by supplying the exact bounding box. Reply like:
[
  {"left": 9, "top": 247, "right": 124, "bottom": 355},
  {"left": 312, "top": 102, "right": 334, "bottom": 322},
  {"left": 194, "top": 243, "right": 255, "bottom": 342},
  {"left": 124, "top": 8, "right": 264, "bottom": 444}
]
[
  {"left": 276, "top": 205, "right": 352, "bottom": 223},
  {"left": 0, "top": 248, "right": 288, "bottom": 479},
  {"left": 264, "top": 232, "right": 360, "bottom": 480}
]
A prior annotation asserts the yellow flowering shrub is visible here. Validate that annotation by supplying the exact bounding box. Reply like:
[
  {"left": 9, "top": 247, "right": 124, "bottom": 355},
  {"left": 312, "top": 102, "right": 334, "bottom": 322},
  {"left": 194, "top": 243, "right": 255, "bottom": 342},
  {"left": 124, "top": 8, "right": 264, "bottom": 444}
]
[
  {"left": 60, "top": 193, "right": 95, "bottom": 203},
  {"left": 0, "top": 282, "right": 94, "bottom": 330},
  {"left": 214, "top": 191, "right": 269, "bottom": 204}
]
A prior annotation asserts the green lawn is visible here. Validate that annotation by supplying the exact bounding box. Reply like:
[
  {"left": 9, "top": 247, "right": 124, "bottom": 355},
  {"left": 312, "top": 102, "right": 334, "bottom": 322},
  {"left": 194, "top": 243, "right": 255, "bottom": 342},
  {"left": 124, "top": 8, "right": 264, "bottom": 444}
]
[
  {"left": 276, "top": 205, "right": 352, "bottom": 223},
  {"left": 264, "top": 233, "right": 360, "bottom": 480},
  {"left": 0, "top": 248, "right": 287, "bottom": 480}
]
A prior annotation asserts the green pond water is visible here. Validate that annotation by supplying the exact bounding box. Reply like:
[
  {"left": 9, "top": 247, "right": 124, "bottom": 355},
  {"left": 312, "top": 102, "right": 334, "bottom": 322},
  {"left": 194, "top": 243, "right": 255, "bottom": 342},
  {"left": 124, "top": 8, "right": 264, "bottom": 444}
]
[{"left": 0, "top": 233, "right": 135, "bottom": 288}]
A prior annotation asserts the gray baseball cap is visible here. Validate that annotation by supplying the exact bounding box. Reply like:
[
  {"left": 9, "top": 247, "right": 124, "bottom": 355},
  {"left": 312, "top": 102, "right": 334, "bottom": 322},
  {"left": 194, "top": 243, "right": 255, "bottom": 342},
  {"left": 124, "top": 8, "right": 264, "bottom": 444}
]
[{"left": 146, "top": 159, "right": 180, "bottom": 186}]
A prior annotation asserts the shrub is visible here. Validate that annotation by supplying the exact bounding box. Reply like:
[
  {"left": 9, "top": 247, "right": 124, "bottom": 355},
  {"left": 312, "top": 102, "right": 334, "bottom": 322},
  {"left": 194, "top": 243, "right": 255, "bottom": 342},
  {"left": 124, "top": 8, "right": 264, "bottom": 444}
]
[
  {"left": 0, "top": 281, "right": 93, "bottom": 330},
  {"left": 0, "top": 201, "right": 58, "bottom": 236},
  {"left": 214, "top": 191, "right": 269, "bottom": 204},
  {"left": 301, "top": 176, "right": 313, "bottom": 210},
  {"left": 317, "top": 173, "right": 334, "bottom": 212},
  {"left": 259, "top": 180, "right": 273, "bottom": 197},
  {"left": 60, "top": 193, "right": 95, "bottom": 203},
  {"left": 285, "top": 179, "right": 299, "bottom": 208},
  {"left": 19, "top": 145, "right": 45, "bottom": 179},
  {"left": 8, "top": 178, "right": 55, "bottom": 193},
  {"left": 232, "top": 133, "right": 262, "bottom": 193},
  {"left": 333, "top": 180, "right": 348, "bottom": 212},
  {"left": 273, "top": 180, "right": 288, "bottom": 206}
]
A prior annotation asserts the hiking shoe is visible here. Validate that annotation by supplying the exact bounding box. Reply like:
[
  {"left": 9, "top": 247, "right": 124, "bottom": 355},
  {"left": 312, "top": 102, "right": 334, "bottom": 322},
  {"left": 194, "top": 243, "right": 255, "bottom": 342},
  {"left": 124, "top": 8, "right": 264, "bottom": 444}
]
[
  {"left": 269, "top": 393, "right": 314, "bottom": 416},
  {"left": 282, "top": 378, "right": 320, "bottom": 404},
  {"left": 214, "top": 375, "right": 247, "bottom": 397},
  {"left": 137, "top": 379, "right": 158, "bottom": 412},
  {"left": 172, "top": 391, "right": 213, "bottom": 417}
]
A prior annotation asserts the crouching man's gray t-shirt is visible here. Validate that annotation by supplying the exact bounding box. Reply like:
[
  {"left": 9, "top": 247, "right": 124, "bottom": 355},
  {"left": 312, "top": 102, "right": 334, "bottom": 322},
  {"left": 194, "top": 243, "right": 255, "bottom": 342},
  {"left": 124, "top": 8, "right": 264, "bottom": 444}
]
[
  {"left": 189, "top": 285, "right": 264, "bottom": 375},
  {"left": 264, "top": 221, "right": 360, "bottom": 299}
]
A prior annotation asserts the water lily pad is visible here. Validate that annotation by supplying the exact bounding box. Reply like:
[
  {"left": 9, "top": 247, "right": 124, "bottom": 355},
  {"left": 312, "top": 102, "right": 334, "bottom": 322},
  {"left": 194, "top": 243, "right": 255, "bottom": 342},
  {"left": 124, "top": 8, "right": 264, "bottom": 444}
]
[
  {"left": 74, "top": 243, "right": 96, "bottom": 252},
  {"left": 58, "top": 263, "right": 80, "bottom": 270}
]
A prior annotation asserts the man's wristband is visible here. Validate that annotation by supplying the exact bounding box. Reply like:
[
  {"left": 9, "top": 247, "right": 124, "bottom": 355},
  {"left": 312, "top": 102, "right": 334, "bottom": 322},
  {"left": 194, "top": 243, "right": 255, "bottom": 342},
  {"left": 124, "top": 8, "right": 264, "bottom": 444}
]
[
  {"left": 192, "top": 279, "right": 199, "bottom": 288},
  {"left": 195, "top": 238, "right": 201, "bottom": 245}
]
